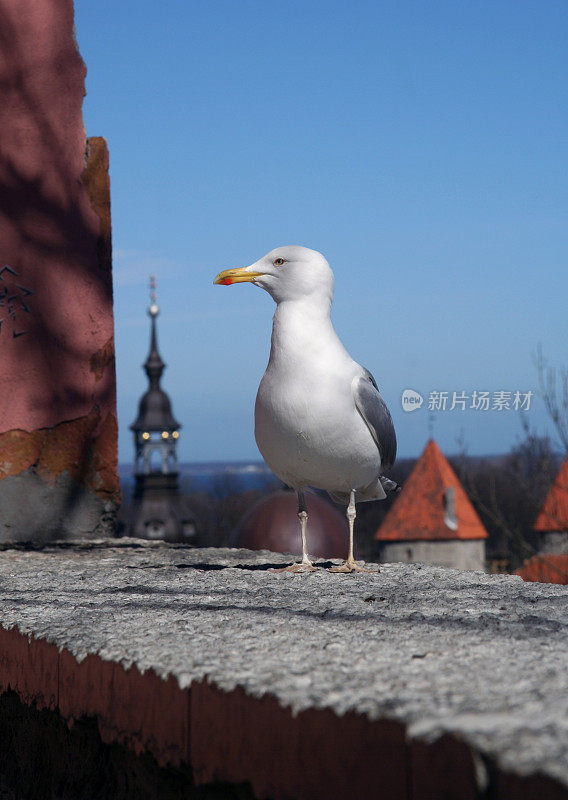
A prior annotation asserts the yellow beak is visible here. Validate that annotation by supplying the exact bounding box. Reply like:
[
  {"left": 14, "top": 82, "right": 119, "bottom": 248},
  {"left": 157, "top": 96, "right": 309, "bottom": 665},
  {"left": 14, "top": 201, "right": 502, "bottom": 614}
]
[{"left": 213, "top": 267, "right": 263, "bottom": 286}]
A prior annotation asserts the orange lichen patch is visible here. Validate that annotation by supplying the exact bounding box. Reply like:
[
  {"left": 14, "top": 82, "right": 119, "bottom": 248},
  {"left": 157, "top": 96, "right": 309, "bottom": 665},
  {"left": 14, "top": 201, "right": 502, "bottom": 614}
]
[
  {"left": 0, "top": 409, "right": 119, "bottom": 501},
  {"left": 86, "top": 411, "right": 120, "bottom": 498},
  {"left": 515, "top": 554, "right": 568, "bottom": 585},
  {"left": 534, "top": 455, "right": 568, "bottom": 532},
  {"left": 36, "top": 410, "right": 100, "bottom": 486},
  {"left": 0, "top": 429, "right": 45, "bottom": 479},
  {"left": 376, "top": 439, "right": 488, "bottom": 542},
  {"left": 89, "top": 336, "right": 115, "bottom": 382},
  {"left": 82, "top": 136, "right": 112, "bottom": 276}
]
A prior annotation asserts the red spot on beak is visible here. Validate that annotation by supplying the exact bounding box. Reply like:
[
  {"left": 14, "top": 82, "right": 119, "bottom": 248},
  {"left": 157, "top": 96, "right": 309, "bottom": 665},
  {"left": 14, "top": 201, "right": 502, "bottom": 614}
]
[{"left": 220, "top": 277, "right": 233, "bottom": 285}]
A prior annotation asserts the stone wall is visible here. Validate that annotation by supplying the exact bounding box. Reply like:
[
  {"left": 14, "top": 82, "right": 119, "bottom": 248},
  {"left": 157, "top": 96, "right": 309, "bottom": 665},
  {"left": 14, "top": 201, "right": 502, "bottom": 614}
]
[
  {"left": 378, "top": 538, "right": 486, "bottom": 571},
  {"left": 0, "top": 542, "right": 566, "bottom": 799},
  {"left": 0, "top": 0, "right": 119, "bottom": 540}
]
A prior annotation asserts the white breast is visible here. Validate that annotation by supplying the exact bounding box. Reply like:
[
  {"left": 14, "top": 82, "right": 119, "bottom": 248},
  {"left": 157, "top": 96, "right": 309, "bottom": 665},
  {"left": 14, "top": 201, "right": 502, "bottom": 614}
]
[{"left": 253, "top": 301, "right": 381, "bottom": 492}]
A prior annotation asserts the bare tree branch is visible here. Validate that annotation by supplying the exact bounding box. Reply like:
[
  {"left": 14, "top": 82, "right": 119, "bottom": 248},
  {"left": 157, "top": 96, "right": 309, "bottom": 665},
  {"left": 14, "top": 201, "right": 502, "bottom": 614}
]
[{"left": 535, "top": 344, "right": 568, "bottom": 451}]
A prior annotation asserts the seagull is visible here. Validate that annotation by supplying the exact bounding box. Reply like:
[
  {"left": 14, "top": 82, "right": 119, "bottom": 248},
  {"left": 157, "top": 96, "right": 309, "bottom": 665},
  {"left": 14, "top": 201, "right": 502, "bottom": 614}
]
[{"left": 214, "top": 246, "right": 398, "bottom": 573}]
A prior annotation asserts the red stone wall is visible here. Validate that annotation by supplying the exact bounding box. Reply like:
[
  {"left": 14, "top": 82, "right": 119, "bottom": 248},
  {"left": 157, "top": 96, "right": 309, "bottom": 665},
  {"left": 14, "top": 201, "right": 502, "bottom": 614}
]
[
  {"left": 0, "top": 0, "right": 118, "bottom": 538},
  {"left": 0, "top": 624, "right": 566, "bottom": 800}
]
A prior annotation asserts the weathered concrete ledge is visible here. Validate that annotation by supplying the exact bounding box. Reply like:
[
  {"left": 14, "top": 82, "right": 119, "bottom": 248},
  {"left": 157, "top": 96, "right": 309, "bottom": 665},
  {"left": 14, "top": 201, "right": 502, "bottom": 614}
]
[{"left": 0, "top": 541, "right": 567, "bottom": 799}]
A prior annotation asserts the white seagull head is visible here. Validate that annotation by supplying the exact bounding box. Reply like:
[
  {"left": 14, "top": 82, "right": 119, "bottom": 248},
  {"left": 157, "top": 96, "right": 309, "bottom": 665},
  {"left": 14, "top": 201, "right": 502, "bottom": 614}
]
[{"left": 214, "top": 245, "right": 334, "bottom": 305}]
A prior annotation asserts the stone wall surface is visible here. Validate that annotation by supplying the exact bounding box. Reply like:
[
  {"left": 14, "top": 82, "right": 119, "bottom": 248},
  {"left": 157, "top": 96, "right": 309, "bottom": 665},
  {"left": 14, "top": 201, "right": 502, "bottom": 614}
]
[
  {"left": 0, "top": 541, "right": 567, "bottom": 799},
  {"left": 0, "top": 0, "right": 118, "bottom": 540}
]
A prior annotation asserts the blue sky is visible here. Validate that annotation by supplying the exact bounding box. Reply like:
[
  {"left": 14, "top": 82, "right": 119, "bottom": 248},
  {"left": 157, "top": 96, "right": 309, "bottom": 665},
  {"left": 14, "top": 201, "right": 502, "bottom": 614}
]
[{"left": 75, "top": 1, "right": 567, "bottom": 464}]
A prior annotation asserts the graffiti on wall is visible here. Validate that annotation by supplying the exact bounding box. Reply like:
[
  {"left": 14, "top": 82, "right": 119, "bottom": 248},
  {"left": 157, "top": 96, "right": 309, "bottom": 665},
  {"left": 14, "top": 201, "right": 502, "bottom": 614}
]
[{"left": 0, "top": 266, "right": 33, "bottom": 338}]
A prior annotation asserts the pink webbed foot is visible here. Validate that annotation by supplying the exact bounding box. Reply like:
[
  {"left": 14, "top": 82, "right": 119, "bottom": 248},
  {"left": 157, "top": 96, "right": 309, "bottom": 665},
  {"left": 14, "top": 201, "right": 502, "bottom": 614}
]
[
  {"left": 272, "top": 561, "right": 317, "bottom": 574},
  {"left": 329, "top": 559, "right": 374, "bottom": 574}
]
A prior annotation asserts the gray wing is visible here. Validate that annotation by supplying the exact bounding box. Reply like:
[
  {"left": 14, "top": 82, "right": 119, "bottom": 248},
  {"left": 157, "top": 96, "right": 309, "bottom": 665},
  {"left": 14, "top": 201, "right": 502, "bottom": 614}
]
[{"left": 353, "top": 368, "right": 397, "bottom": 470}]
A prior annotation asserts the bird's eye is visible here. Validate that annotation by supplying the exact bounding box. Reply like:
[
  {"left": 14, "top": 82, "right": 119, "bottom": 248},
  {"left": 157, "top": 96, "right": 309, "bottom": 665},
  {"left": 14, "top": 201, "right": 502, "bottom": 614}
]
[{"left": 273, "top": 257, "right": 286, "bottom": 266}]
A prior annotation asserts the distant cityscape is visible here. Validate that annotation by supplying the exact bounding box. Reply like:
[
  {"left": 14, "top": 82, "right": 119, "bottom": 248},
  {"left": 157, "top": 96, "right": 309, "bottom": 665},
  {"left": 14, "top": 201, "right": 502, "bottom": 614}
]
[
  {"left": 118, "top": 452, "right": 518, "bottom": 501},
  {"left": 118, "top": 460, "right": 279, "bottom": 502}
]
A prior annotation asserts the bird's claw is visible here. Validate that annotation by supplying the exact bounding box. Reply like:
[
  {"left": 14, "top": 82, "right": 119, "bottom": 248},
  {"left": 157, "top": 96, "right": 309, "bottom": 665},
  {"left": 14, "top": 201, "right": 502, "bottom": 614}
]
[
  {"left": 329, "top": 560, "right": 374, "bottom": 574},
  {"left": 272, "top": 562, "right": 317, "bottom": 574}
]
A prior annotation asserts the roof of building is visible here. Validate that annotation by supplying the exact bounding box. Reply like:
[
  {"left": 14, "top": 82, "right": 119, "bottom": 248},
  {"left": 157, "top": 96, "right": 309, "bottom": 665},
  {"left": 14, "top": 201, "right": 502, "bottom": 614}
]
[
  {"left": 533, "top": 454, "right": 568, "bottom": 532},
  {"left": 515, "top": 554, "right": 568, "bottom": 585},
  {"left": 375, "top": 439, "right": 488, "bottom": 542},
  {"left": 131, "top": 387, "right": 180, "bottom": 432},
  {"left": 130, "top": 303, "right": 180, "bottom": 432},
  {"left": 231, "top": 489, "right": 348, "bottom": 559}
]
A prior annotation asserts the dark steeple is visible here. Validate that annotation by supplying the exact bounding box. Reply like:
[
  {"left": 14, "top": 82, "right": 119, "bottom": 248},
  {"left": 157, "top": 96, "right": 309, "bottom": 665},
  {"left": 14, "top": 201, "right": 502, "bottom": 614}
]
[
  {"left": 144, "top": 303, "right": 165, "bottom": 384},
  {"left": 130, "top": 276, "right": 180, "bottom": 433},
  {"left": 124, "top": 276, "right": 196, "bottom": 544}
]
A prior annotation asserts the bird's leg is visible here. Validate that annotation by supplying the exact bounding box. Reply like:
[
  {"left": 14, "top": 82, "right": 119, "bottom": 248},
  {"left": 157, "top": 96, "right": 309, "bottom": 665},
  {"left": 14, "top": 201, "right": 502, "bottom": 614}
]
[
  {"left": 273, "top": 489, "right": 316, "bottom": 573},
  {"left": 329, "top": 490, "right": 371, "bottom": 573}
]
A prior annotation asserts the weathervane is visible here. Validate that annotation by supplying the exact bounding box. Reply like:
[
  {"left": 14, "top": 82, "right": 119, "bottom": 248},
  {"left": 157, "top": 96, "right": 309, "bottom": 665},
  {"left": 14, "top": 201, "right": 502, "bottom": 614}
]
[{"left": 149, "top": 274, "right": 159, "bottom": 317}]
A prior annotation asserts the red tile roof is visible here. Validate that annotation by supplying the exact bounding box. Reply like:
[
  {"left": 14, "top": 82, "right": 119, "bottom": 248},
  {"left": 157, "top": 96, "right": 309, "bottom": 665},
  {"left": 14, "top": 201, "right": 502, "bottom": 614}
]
[
  {"left": 375, "top": 439, "right": 488, "bottom": 542},
  {"left": 533, "top": 454, "right": 568, "bottom": 532},
  {"left": 515, "top": 554, "right": 568, "bottom": 585}
]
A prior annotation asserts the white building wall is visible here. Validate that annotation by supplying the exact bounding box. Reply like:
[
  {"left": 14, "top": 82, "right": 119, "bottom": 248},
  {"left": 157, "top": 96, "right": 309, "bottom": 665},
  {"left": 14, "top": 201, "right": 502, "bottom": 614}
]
[
  {"left": 378, "top": 539, "right": 486, "bottom": 572},
  {"left": 538, "top": 531, "right": 568, "bottom": 555}
]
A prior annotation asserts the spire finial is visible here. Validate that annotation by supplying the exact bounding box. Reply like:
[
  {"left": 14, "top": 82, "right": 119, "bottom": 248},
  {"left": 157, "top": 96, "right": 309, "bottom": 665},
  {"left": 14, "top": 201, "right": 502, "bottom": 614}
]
[
  {"left": 149, "top": 274, "right": 159, "bottom": 317},
  {"left": 428, "top": 412, "right": 435, "bottom": 440},
  {"left": 144, "top": 274, "right": 164, "bottom": 383}
]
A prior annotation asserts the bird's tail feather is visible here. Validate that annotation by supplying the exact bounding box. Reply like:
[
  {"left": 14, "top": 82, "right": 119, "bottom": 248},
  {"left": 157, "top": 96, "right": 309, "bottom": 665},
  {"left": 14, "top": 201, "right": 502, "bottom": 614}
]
[
  {"left": 379, "top": 475, "right": 402, "bottom": 495},
  {"left": 328, "top": 474, "right": 401, "bottom": 505}
]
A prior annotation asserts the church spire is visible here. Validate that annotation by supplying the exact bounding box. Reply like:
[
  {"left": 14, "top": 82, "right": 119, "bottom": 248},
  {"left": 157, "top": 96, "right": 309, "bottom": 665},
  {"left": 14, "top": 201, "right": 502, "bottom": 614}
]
[
  {"left": 125, "top": 276, "right": 196, "bottom": 543},
  {"left": 144, "top": 275, "right": 165, "bottom": 387},
  {"left": 130, "top": 275, "right": 180, "bottom": 435}
]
